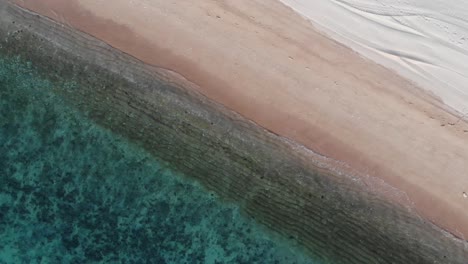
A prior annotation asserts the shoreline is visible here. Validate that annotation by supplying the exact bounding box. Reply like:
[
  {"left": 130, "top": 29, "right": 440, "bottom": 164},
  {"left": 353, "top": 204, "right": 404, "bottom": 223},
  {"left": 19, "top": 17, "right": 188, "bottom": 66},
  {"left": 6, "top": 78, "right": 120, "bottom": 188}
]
[
  {"left": 2, "top": 0, "right": 468, "bottom": 262},
  {"left": 11, "top": 0, "right": 468, "bottom": 240}
]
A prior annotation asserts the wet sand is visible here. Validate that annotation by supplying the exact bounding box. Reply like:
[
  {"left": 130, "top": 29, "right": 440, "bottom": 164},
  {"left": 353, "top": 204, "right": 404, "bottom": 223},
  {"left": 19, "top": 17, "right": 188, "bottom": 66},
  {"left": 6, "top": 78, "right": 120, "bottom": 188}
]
[{"left": 2, "top": 0, "right": 468, "bottom": 262}]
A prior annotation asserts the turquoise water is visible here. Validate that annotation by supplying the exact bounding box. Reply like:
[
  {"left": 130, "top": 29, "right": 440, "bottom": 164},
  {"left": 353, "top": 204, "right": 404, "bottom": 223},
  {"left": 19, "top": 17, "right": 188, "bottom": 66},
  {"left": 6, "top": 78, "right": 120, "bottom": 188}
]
[{"left": 0, "top": 57, "right": 315, "bottom": 263}]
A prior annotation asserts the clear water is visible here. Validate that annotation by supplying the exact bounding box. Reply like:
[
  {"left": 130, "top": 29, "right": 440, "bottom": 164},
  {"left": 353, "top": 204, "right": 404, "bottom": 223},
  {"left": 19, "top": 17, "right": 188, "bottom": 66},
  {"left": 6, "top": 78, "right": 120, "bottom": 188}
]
[{"left": 0, "top": 56, "right": 316, "bottom": 263}]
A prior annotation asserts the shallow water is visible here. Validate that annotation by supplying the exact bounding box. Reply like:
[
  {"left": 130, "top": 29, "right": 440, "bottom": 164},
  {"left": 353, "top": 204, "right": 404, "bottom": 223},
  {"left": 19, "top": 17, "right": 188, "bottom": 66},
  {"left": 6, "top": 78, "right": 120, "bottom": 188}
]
[{"left": 0, "top": 57, "right": 316, "bottom": 264}]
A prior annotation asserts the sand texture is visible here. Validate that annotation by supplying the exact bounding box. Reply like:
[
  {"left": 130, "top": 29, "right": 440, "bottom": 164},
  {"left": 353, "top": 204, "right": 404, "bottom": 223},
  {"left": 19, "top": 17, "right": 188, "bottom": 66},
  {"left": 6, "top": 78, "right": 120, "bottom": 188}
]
[
  {"left": 280, "top": 0, "right": 468, "bottom": 116},
  {"left": 2, "top": 0, "right": 468, "bottom": 262}
]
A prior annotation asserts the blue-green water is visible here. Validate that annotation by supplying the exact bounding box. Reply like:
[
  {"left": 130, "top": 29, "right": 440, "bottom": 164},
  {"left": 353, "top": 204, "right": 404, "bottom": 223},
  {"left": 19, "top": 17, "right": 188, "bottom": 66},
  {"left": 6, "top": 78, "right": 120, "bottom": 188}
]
[{"left": 0, "top": 57, "right": 316, "bottom": 263}]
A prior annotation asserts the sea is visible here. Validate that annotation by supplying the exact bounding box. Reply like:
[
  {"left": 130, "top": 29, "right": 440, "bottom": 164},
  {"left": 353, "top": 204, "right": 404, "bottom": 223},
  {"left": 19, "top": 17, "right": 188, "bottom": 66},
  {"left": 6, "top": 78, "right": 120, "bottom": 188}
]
[{"left": 0, "top": 56, "right": 316, "bottom": 263}]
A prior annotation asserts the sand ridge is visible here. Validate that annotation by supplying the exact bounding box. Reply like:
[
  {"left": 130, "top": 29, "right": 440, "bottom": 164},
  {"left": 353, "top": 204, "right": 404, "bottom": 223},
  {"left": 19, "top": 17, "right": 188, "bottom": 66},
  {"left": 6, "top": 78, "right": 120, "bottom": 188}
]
[{"left": 12, "top": 0, "right": 468, "bottom": 239}]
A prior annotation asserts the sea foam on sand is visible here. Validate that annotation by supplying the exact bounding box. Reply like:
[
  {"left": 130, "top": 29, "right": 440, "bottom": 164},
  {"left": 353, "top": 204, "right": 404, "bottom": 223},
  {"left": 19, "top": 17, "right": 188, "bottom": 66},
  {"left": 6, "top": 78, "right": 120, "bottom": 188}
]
[{"left": 280, "top": 0, "right": 468, "bottom": 116}]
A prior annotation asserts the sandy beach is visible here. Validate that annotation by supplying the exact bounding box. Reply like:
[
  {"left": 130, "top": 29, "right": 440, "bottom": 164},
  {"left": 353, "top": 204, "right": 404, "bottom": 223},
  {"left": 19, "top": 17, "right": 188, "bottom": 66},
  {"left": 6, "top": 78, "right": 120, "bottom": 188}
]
[
  {"left": 15, "top": 0, "right": 468, "bottom": 237},
  {"left": 5, "top": 0, "right": 468, "bottom": 260}
]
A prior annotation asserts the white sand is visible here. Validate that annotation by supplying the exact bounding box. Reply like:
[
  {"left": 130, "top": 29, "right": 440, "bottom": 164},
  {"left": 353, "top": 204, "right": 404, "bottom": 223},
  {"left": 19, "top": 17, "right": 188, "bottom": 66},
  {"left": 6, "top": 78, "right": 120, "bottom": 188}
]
[{"left": 280, "top": 0, "right": 468, "bottom": 116}]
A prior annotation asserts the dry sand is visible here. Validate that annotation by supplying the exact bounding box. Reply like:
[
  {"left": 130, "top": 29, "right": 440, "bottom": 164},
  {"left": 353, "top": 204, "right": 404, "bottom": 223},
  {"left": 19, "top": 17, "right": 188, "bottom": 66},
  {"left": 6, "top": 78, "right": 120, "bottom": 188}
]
[
  {"left": 13, "top": 0, "right": 468, "bottom": 239},
  {"left": 279, "top": 0, "right": 468, "bottom": 116}
]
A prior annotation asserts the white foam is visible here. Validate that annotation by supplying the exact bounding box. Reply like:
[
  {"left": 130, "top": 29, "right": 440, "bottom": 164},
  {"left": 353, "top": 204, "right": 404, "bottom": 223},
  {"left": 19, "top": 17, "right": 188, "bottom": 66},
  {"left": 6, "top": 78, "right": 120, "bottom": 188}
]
[{"left": 279, "top": 0, "right": 468, "bottom": 115}]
